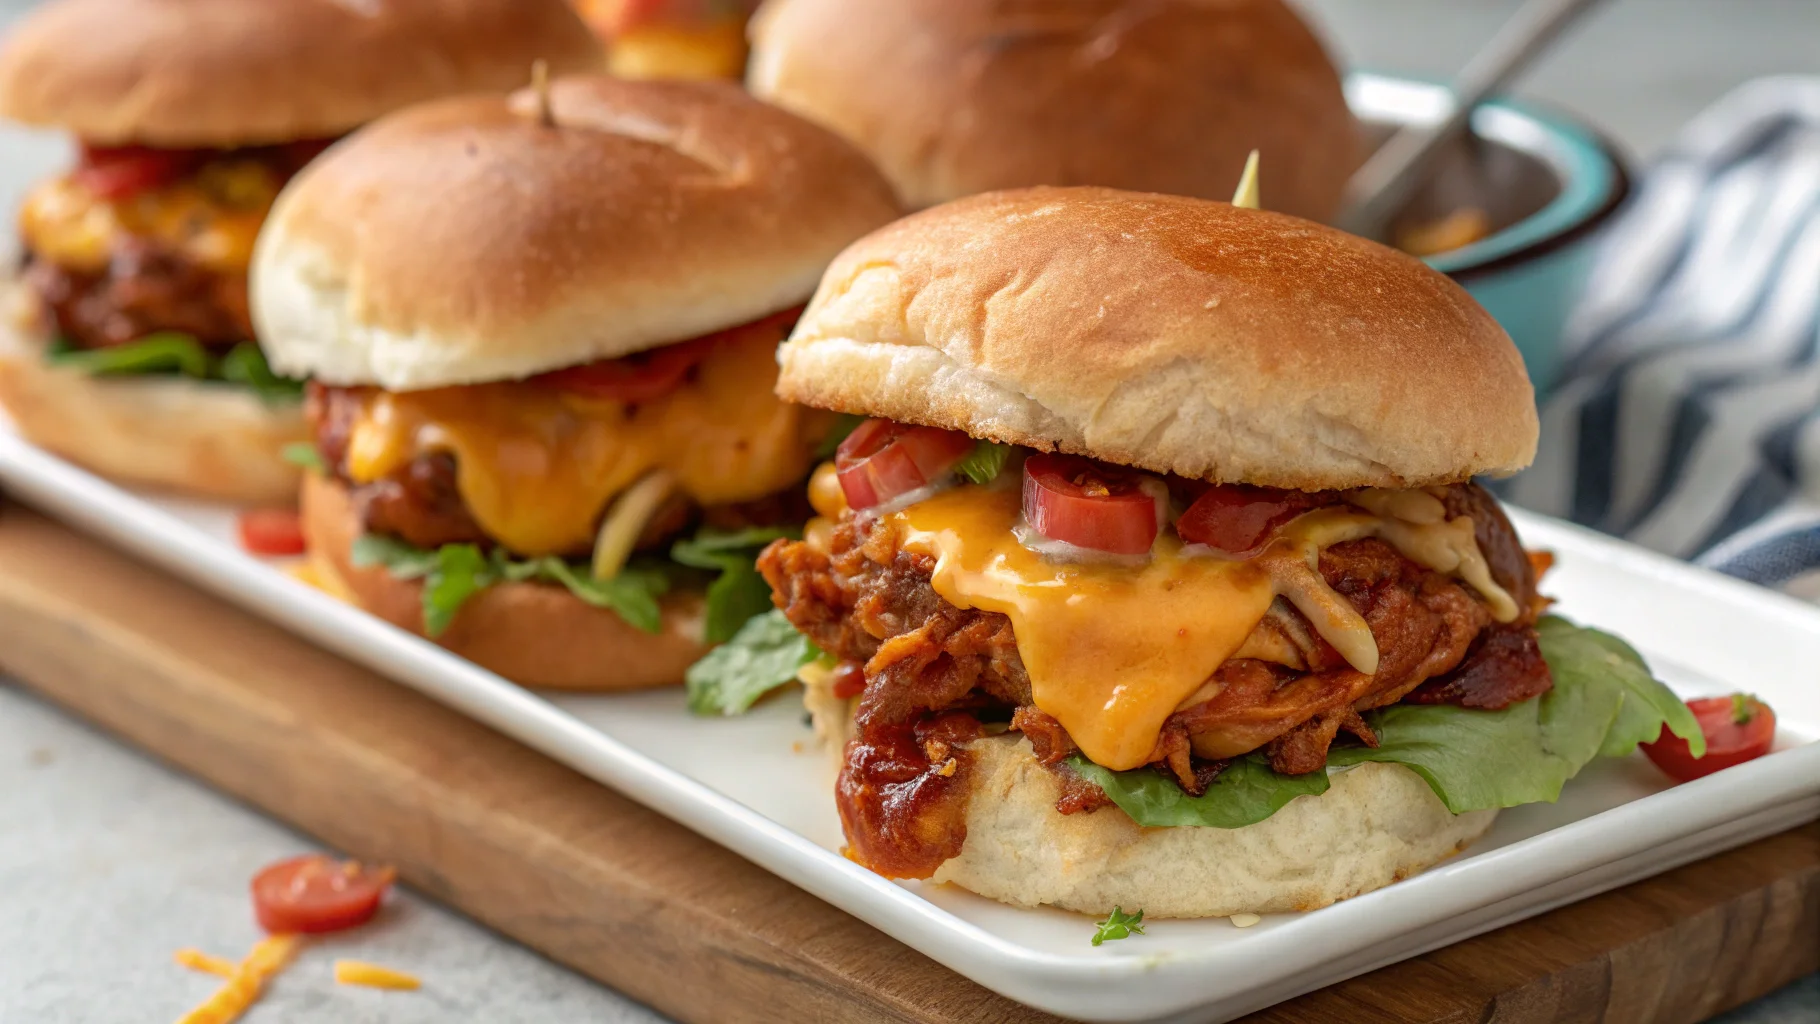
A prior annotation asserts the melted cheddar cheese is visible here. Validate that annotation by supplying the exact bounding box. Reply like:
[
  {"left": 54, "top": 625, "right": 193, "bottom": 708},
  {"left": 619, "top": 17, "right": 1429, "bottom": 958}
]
[
  {"left": 884, "top": 485, "right": 1518, "bottom": 771},
  {"left": 17, "top": 160, "right": 277, "bottom": 273},
  {"left": 344, "top": 332, "right": 826, "bottom": 557}
]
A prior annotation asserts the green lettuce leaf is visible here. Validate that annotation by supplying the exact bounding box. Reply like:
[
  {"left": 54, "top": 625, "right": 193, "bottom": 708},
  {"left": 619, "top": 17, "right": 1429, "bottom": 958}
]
[
  {"left": 47, "top": 331, "right": 212, "bottom": 377},
  {"left": 1081, "top": 616, "right": 1698, "bottom": 827},
  {"left": 1069, "top": 753, "right": 1331, "bottom": 829},
  {"left": 351, "top": 534, "right": 669, "bottom": 638},
  {"left": 281, "top": 443, "right": 328, "bottom": 474},
  {"left": 45, "top": 332, "right": 307, "bottom": 400},
  {"left": 671, "top": 526, "right": 797, "bottom": 644},
  {"left": 217, "top": 342, "right": 306, "bottom": 403},
  {"left": 954, "top": 441, "right": 1014, "bottom": 485},
  {"left": 686, "top": 609, "right": 821, "bottom": 716}
]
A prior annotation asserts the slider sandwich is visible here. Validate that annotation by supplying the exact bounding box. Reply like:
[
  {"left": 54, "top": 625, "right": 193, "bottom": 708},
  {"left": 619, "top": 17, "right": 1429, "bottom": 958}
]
[
  {"left": 0, "top": 0, "right": 601, "bottom": 501},
  {"left": 748, "top": 0, "right": 1360, "bottom": 220},
  {"left": 717, "top": 186, "right": 1701, "bottom": 917},
  {"left": 250, "top": 75, "right": 900, "bottom": 690}
]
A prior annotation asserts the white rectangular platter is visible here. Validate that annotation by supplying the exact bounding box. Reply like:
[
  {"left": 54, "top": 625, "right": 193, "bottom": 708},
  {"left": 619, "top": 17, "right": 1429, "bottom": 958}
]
[{"left": 2, "top": 427, "right": 1818, "bottom": 1023}]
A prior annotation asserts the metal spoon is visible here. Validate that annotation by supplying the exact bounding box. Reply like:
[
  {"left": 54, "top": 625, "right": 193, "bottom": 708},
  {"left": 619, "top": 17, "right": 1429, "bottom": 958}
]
[{"left": 1336, "top": 0, "right": 1612, "bottom": 239}]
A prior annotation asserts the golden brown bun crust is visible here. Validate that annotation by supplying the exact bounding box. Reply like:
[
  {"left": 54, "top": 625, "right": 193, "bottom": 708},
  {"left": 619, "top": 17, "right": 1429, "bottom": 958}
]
[
  {"left": 0, "top": 0, "right": 603, "bottom": 146},
  {"left": 253, "top": 76, "right": 902, "bottom": 390},
  {"left": 748, "top": 0, "right": 1359, "bottom": 219},
  {"left": 304, "top": 474, "right": 706, "bottom": 691},
  {"left": 0, "top": 309, "right": 305, "bottom": 504},
  {"left": 780, "top": 187, "right": 1539, "bottom": 490},
  {"left": 930, "top": 736, "right": 1495, "bottom": 918}
]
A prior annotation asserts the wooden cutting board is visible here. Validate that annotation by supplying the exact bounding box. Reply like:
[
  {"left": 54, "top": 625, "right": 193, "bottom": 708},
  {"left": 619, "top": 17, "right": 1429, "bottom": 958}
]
[{"left": 0, "top": 501, "right": 1815, "bottom": 1024}]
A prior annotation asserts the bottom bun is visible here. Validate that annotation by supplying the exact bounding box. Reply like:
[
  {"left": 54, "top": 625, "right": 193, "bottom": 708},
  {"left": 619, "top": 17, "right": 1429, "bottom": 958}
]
[
  {"left": 304, "top": 473, "right": 709, "bottom": 691},
  {"left": 931, "top": 736, "right": 1494, "bottom": 918},
  {"left": 0, "top": 324, "right": 306, "bottom": 505}
]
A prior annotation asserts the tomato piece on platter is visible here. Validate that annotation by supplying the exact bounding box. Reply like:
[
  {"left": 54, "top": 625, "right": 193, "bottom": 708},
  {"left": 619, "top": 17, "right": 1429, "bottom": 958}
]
[
  {"left": 1021, "top": 453, "right": 1159, "bottom": 555},
  {"left": 1174, "top": 484, "right": 1332, "bottom": 555},
  {"left": 71, "top": 144, "right": 198, "bottom": 200},
  {"left": 252, "top": 855, "right": 397, "bottom": 935},
  {"left": 1642, "top": 694, "right": 1776, "bottom": 782},
  {"left": 238, "top": 508, "right": 307, "bottom": 557},
  {"left": 835, "top": 418, "right": 975, "bottom": 510}
]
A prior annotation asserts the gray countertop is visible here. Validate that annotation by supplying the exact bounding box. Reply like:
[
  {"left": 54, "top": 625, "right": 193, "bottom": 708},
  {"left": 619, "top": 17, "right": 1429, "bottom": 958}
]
[{"left": 3, "top": 0, "right": 1817, "bottom": 1021}]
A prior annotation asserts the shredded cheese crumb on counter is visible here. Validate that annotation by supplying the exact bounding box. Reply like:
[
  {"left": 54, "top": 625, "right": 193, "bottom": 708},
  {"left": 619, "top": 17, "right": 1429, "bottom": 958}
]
[
  {"left": 176, "top": 933, "right": 302, "bottom": 1024},
  {"left": 173, "top": 949, "right": 239, "bottom": 978},
  {"left": 334, "top": 960, "right": 422, "bottom": 991}
]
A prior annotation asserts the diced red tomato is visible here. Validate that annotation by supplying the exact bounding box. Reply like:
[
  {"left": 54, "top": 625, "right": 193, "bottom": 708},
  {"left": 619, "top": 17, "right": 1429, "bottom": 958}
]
[
  {"left": 238, "top": 508, "right": 307, "bottom": 556},
  {"left": 835, "top": 418, "right": 975, "bottom": 510},
  {"left": 251, "top": 855, "right": 396, "bottom": 935},
  {"left": 533, "top": 305, "right": 801, "bottom": 404},
  {"left": 1174, "top": 485, "right": 1332, "bottom": 555},
  {"left": 831, "top": 661, "right": 866, "bottom": 700},
  {"left": 1021, "top": 453, "right": 1160, "bottom": 555},
  {"left": 533, "top": 336, "right": 713, "bottom": 403},
  {"left": 71, "top": 144, "right": 199, "bottom": 200},
  {"left": 1643, "top": 694, "right": 1776, "bottom": 782}
]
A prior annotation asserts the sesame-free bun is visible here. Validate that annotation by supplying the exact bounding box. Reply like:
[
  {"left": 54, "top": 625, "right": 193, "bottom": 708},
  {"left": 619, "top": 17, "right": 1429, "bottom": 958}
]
[
  {"left": 0, "top": 299, "right": 304, "bottom": 504},
  {"left": 0, "top": 0, "right": 603, "bottom": 147},
  {"left": 779, "top": 187, "right": 1539, "bottom": 491},
  {"left": 252, "top": 76, "right": 901, "bottom": 391},
  {"left": 930, "top": 736, "right": 1494, "bottom": 918},
  {"left": 748, "top": 0, "right": 1360, "bottom": 220},
  {"left": 302, "top": 474, "right": 707, "bottom": 691}
]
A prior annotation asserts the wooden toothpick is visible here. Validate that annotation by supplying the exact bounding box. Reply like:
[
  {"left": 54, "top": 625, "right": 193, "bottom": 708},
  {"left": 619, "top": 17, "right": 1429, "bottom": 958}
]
[
  {"left": 530, "top": 59, "right": 554, "bottom": 127},
  {"left": 1231, "top": 149, "right": 1261, "bottom": 210}
]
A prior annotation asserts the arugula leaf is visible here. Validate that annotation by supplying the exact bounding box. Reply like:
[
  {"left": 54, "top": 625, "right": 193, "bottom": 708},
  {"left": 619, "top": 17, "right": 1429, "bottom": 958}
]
[
  {"left": 814, "top": 413, "right": 866, "bottom": 458},
  {"left": 47, "top": 331, "right": 213, "bottom": 378},
  {"left": 352, "top": 534, "right": 668, "bottom": 637},
  {"left": 1071, "top": 753, "right": 1331, "bottom": 829},
  {"left": 1078, "top": 616, "right": 1698, "bottom": 827},
  {"left": 541, "top": 558, "right": 668, "bottom": 634},
  {"left": 953, "top": 441, "right": 1014, "bottom": 485},
  {"left": 685, "top": 609, "right": 820, "bottom": 716},
  {"left": 217, "top": 342, "right": 306, "bottom": 403},
  {"left": 1091, "top": 907, "right": 1145, "bottom": 947},
  {"left": 44, "top": 332, "right": 306, "bottom": 401},
  {"left": 281, "top": 443, "right": 327, "bottom": 474},
  {"left": 672, "top": 526, "right": 797, "bottom": 644},
  {"left": 350, "top": 533, "right": 439, "bottom": 578},
  {"left": 421, "top": 544, "right": 497, "bottom": 637}
]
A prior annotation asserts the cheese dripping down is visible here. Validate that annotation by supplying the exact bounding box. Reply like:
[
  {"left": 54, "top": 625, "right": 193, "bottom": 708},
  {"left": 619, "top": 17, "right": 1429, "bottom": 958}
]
[
  {"left": 341, "top": 327, "right": 824, "bottom": 557},
  {"left": 884, "top": 485, "right": 1518, "bottom": 771}
]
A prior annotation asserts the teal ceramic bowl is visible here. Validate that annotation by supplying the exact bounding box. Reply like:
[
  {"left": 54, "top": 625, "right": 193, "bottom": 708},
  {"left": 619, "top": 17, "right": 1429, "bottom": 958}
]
[{"left": 1348, "top": 73, "right": 1631, "bottom": 396}]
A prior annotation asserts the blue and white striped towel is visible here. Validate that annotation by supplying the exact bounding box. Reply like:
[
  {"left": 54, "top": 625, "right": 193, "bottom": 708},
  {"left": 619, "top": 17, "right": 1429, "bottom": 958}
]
[{"left": 1507, "top": 76, "right": 1820, "bottom": 601}]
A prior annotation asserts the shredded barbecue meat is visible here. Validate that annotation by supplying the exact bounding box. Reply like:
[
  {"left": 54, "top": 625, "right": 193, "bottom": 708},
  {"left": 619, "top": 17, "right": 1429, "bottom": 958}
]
[{"left": 757, "top": 482, "right": 1552, "bottom": 878}]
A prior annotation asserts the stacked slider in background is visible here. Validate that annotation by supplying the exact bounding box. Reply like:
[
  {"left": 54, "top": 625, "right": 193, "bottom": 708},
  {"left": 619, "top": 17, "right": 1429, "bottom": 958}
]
[
  {"left": 747, "top": 0, "right": 1361, "bottom": 220},
  {"left": 250, "top": 76, "right": 900, "bottom": 690},
  {"left": 0, "top": 0, "right": 602, "bottom": 502},
  {"left": 573, "top": 0, "right": 759, "bottom": 80},
  {"left": 738, "top": 187, "right": 1702, "bottom": 917}
]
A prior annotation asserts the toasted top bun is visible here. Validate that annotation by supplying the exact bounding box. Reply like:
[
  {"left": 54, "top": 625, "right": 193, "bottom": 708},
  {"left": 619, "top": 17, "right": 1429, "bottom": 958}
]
[
  {"left": 779, "top": 187, "right": 1540, "bottom": 490},
  {"left": 252, "top": 76, "right": 902, "bottom": 391},
  {"left": 0, "top": 0, "right": 603, "bottom": 147},
  {"left": 748, "top": 0, "right": 1359, "bottom": 220}
]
